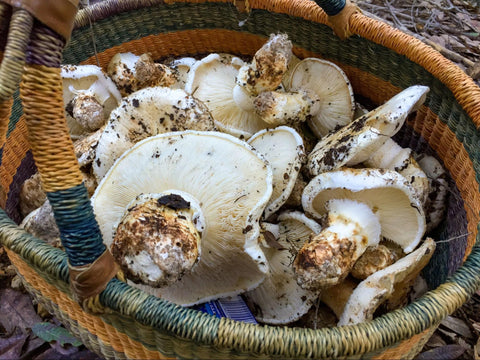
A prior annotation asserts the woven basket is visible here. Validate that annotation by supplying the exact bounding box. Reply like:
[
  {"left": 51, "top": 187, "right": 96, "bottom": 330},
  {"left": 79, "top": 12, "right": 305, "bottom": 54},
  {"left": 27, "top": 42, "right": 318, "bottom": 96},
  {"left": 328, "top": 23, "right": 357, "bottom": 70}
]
[{"left": 1, "top": 0, "right": 480, "bottom": 359}]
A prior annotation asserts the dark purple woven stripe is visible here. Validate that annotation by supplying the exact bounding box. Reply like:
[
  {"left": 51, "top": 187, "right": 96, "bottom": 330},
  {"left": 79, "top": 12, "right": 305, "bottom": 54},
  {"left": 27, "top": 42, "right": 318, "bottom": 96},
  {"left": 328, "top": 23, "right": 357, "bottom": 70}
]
[
  {"left": 5, "top": 150, "right": 36, "bottom": 224},
  {"left": 25, "top": 20, "right": 65, "bottom": 67}
]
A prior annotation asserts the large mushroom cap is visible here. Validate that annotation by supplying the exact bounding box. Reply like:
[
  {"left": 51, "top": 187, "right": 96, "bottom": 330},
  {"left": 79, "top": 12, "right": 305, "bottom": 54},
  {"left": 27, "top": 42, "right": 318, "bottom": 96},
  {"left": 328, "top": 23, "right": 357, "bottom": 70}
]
[
  {"left": 302, "top": 168, "right": 426, "bottom": 253},
  {"left": 244, "top": 211, "right": 322, "bottom": 324},
  {"left": 248, "top": 126, "right": 305, "bottom": 219},
  {"left": 288, "top": 58, "right": 355, "bottom": 138},
  {"left": 91, "top": 131, "right": 272, "bottom": 305},
  {"left": 93, "top": 86, "right": 215, "bottom": 181}
]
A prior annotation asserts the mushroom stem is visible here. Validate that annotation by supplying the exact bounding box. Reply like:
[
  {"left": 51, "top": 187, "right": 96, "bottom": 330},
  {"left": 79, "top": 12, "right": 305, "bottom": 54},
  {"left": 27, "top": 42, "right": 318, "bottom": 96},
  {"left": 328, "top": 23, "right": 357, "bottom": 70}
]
[
  {"left": 68, "top": 93, "right": 105, "bottom": 132},
  {"left": 111, "top": 193, "right": 203, "bottom": 288},
  {"left": 236, "top": 33, "right": 293, "bottom": 96},
  {"left": 253, "top": 90, "right": 318, "bottom": 126},
  {"left": 294, "top": 199, "right": 381, "bottom": 289}
]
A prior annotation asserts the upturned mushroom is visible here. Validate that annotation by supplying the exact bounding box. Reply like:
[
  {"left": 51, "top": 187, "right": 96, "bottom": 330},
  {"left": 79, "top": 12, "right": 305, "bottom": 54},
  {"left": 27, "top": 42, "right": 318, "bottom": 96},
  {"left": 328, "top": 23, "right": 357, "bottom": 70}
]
[
  {"left": 306, "top": 85, "right": 430, "bottom": 177},
  {"left": 61, "top": 65, "right": 122, "bottom": 138},
  {"left": 91, "top": 131, "right": 273, "bottom": 305},
  {"left": 244, "top": 211, "right": 323, "bottom": 324},
  {"left": 337, "top": 237, "right": 436, "bottom": 325},
  {"left": 364, "top": 138, "right": 429, "bottom": 205},
  {"left": 302, "top": 167, "right": 426, "bottom": 253},
  {"left": 167, "top": 57, "right": 197, "bottom": 90},
  {"left": 92, "top": 86, "right": 215, "bottom": 181},
  {"left": 184, "top": 53, "right": 269, "bottom": 138},
  {"left": 107, "top": 52, "right": 176, "bottom": 96},
  {"left": 247, "top": 126, "right": 306, "bottom": 219},
  {"left": 294, "top": 198, "right": 381, "bottom": 289}
]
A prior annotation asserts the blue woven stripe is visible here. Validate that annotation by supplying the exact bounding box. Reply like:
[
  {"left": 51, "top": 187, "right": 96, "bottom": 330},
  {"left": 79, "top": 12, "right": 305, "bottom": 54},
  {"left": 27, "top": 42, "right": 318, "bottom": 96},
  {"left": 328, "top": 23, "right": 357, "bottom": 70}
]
[
  {"left": 311, "top": 0, "right": 345, "bottom": 15},
  {"left": 47, "top": 184, "right": 105, "bottom": 267}
]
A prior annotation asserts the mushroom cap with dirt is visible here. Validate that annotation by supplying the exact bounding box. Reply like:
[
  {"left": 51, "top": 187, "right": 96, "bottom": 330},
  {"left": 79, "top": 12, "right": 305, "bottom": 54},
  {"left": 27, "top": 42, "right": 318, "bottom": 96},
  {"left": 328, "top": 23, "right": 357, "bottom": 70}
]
[
  {"left": 61, "top": 64, "right": 122, "bottom": 138},
  {"left": 302, "top": 167, "right": 426, "bottom": 253},
  {"left": 306, "top": 85, "right": 430, "bottom": 177},
  {"left": 107, "top": 52, "right": 176, "bottom": 96},
  {"left": 286, "top": 57, "right": 355, "bottom": 138},
  {"left": 91, "top": 130, "right": 273, "bottom": 306},
  {"left": 247, "top": 126, "right": 306, "bottom": 219},
  {"left": 92, "top": 86, "right": 215, "bottom": 182},
  {"left": 244, "top": 211, "right": 323, "bottom": 324}
]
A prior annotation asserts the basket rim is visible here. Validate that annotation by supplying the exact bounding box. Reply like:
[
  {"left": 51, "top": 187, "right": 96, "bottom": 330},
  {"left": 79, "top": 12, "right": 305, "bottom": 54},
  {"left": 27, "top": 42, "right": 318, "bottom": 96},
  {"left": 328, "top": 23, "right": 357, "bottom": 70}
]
[
  {"left": 2, "top": 0, "right": 480, "bottom": 358},
  {"left": 74, "top": 0, "right": 480, "bottom": 128}
]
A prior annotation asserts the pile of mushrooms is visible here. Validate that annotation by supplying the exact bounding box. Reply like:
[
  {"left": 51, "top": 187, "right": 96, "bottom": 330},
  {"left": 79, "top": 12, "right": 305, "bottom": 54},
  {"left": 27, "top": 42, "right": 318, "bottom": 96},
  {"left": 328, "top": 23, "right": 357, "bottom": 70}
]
[{"left": 18, "top": 33, "right": 448, "bottom": 327}]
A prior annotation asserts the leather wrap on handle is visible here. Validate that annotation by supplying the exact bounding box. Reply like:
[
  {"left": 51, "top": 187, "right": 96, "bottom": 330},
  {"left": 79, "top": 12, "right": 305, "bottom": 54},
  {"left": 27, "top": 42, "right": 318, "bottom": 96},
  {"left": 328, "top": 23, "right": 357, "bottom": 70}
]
[
  {"left": 0, "top": 0, "right": 79, "bottom": 41},
  {"left": 311, "top": 0, "right": 361, "bottom": 39}
]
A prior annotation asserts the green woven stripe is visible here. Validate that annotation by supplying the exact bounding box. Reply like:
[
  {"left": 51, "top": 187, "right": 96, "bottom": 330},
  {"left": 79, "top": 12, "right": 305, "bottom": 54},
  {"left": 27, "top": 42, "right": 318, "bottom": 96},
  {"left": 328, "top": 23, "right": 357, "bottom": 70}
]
[{"left": 46, "top": 184, "right": 106, "bottom": 266}]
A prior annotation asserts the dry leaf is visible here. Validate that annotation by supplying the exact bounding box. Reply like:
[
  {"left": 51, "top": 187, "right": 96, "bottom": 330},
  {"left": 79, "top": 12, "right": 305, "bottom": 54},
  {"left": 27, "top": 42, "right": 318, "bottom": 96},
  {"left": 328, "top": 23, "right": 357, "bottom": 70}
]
[
  {"left": 0, "top": 289, "right": 42, "bottom": 335},
  {"left": 474, "top": 337, "right": 480, "bottom": 360},
  {"left": 440, "top": 315, "right": 474, "bottom": 339},
  {"left": 0, "top": 334, "right": 27, "bottom": 360},
  {"left": 415, "top": 344, "right": 466, "bottom": 360}
]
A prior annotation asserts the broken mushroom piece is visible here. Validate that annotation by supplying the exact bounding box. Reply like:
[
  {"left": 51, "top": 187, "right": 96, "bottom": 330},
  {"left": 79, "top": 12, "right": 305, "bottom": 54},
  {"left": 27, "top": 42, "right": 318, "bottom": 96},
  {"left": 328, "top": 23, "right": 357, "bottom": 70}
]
[
  {"left": 338, "top": 237, "right": 436, "bottom": 326},
  {"left": 247, "top": 126, "right": 306, "bottom": 219},
  {"left": 302, "top": 167, "right": 426, "bottom": 253},
  {"left": 364, "top": 138, "right": 429, "bottom": 205},
  {"left": 306, "top": 85, "right": 430, "bottom": 177},
  {"left": 287, "top": 58, "right": 355, "bottom": 138},
  {"left": 350, "top": 244, "right": 399, "bottom": 280},
  {"left": 244, "top": 211, "right": 322, "bottom": 324},
  {"left": 92, "top": 86, "right": 215, "bottom": 182},
  {"left": 236, "top": 33, "right": 293, "bottom": 96},
  {"left": 107, "top": 52, "right": 176, "bottom": 96},
  {"left": 415, "top": 154, "right": 449, "bottom": 233},
  {"left": 91, "top": 131, "right": 273, "bottom": 305},
  {"left": 61, "top": 65, "right": 122, "bottom": 138},
  {"left": 294, "top": 199, "right": 381, "bottom": 289},
  {"left": 111, "top": 192, "right": 204, "bottom": 287},
  {"left": 185, "top": 53, "right": 272, "bottom": 138},
  {"left": 20, "top": 199, "right": 61, "bottom": 248}
]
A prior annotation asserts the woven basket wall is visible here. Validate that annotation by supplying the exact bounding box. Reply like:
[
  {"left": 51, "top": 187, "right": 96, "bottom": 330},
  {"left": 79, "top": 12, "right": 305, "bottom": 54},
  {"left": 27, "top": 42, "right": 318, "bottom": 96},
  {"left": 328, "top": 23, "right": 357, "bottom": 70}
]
[{"left": 1, "top": 0, "right": 480, "bottom": 359}]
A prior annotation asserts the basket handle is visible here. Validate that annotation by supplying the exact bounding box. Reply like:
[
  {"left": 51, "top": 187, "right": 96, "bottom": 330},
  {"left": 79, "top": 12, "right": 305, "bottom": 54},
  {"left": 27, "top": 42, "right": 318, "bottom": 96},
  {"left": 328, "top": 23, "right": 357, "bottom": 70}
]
[
  {"left": 1, "top": 0, "right": 120, "bottom": 309},
  {"left": 311, "top": 0, "right": 361, "bottom": 39},
  {"left": 0, "top": 4, "right": 33, "bottom": 146}
]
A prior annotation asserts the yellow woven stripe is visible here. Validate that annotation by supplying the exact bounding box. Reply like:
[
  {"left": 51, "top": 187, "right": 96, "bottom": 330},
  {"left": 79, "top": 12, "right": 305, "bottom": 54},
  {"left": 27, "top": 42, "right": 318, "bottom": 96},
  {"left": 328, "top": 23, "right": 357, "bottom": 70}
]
[
  {"left": 0, "top": 115, "right": 29, "bottom": 208},
  {"left": 20, "top": 64, "right": 83, "bottom": 193},
  {"left": 0, "top": 97, "right": 12, "bottom": 146},
  {"left": 6, "top": 249, "right": 174, "bottom": 360}
]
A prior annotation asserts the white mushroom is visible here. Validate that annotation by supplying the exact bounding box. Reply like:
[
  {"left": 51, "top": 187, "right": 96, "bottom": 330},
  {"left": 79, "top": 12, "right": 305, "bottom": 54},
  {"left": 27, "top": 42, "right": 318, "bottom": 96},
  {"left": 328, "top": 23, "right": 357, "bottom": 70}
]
[
  {"left": 92, "top": 86, "right": 215, "bottom": 182},
  {"left": 61, "top": 65, "right": 122, "bottom": 138},
  {"left": 247, "top": 126, "right": 305, "bottom": 219},
  {"left": 91, "top": 131, "right": 272, "bottom": 305},
  {"left": 294, "top": 199, "right": 381, "bottom": 289},
  {"left": 244, "top": 211, "right": 322, "bottom": 324},
  {"left": 168, "top": 57, "right": 197, "bottom": 90},
  {"left": 338, "top": 237, "right": 436, "bottom": 325},
  {"left": 20, "top": 200, "right": 61, "bottom": 248},
  {"left": 364, "top": 138, "right": 429, "bottom": 205},
  {"left": 302, "top": 168, "right": 426, "bottom": 253},
  {"left": 107, "top": 52, "right": 176, "bottom": 96},
  {"left": 19, "top": 172, "right": 46, "bottom": 217},
  {"left": 286, "top": 58, "right": 355, "bottom": 138},
  {"left": 185, "top": 53, "right": 271, "bottom": 138},
  {"left": 306, "top": 85, "right": 430, "bottom": 177}
]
